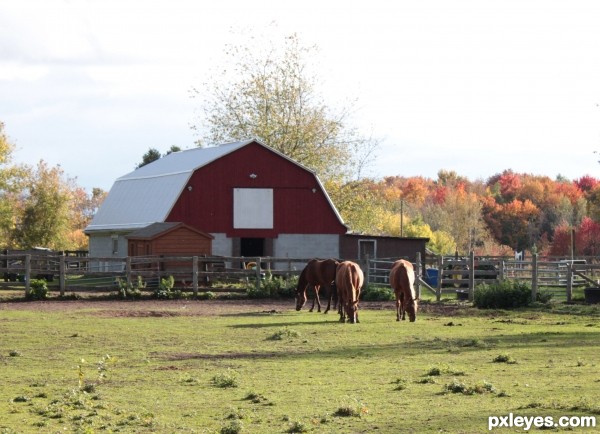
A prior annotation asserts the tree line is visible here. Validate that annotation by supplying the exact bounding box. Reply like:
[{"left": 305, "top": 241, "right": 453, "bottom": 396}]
[
  {"left": 3, "top": 29, "right": 598, "bottom": 257},
  {"left": 0, "top": 122, "right": 105, "bottom": 251}
]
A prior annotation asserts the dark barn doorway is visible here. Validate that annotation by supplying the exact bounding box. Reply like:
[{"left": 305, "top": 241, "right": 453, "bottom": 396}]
[{"left": 240, "top": 238, "right": 265, "bottom": 257}]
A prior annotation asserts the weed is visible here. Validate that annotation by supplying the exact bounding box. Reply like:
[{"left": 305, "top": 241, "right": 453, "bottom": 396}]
[
  {"left": 212, "top": 370, "right": 239, "bottom": 388},
  {"left": 427, "top": 364, "right": 450, "bottom": 376},
  {"left": 244, "top": 391, "right": 268, "bottom": 404},
  {"left": 444, "top": 379, "right": 497, "bottom": 395},
  {"left": 416, "top": 377, "right": 437, "bottom": 384},
  {"left": 493, "top": 353, "right": 517, "bottom": 364},
  {"left": 198, "top": 291, "right": 217, "bottom": 300},
  {"left": 474, "top": 280, "right": 531, "bottom": 309},
  {"left": 220, "top": 419, "right": 244, "bottom": 434},
  {"left": 286, "top": 420, "right": 308, "bottom": 433},
  {"left": 27, "top": 279, "right": 48, "bottom": 300},
  {"left": 267, "top": 327, "right": 300, "bottom": 340},
  {"left": 8, "top": 350, "right": 21, "bottom": 357},
  {"left": 361, "top": 285, "right": 394, "bottom": 301},
  {"left": 391, "top": 378, "right": 409, "bottom": 390},
  {"left": 334, "top": 397, "right": 369, "bottom": 418},
  {"left": 115, "top": 276, "right": 144, "bottom": 299},
  {"left": 12, "top": 396, "right": 29, "bottom": 403},
  {"left": 154, "top": 276, "right": 175, "bottom": 299}
]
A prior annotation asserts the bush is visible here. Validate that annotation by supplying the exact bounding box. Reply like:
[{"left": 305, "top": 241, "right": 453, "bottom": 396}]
[
  {"left": 247, "top": 276, "right": 296, "bottom": 299},
  {"left": 361, "top": 285, "right": 394, "bottom": 301},
  {"left": 27, "top": 279, "right": 48, "bottom": 300},
  {"left": 115, "top": 276, "right": 144, "bottom": 299},
  {"left": 153, "top": 276, "right": 175, "bottom": 299},
  {"left": 473, "top": 280, "right": 532, "bottom": 309}
]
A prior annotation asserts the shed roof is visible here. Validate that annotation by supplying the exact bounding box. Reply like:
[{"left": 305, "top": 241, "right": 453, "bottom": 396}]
[
  {"left": 126, "top": 222, "right": 214, "bottom": 240},
  {"left": 85, "top": 139, "right": 344, "bottom": 233}
]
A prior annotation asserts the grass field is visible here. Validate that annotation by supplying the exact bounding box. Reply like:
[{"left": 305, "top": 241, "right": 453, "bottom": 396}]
[{"left": 1, "top": 296, "right": 600, "bottom": 433}]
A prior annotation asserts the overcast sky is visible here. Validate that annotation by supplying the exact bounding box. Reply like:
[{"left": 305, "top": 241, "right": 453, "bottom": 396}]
[{"left": 2, "top": 0, "right": 600, "bottom": 192}]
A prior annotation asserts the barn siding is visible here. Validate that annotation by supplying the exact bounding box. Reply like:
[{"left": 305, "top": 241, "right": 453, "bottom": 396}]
[{"left": 167, "top": 142, "right": 346, "bottom": 237}]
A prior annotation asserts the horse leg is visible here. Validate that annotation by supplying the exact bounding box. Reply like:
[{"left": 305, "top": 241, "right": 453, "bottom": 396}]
[
  {"left": 314, "top": 285, "right": 322, "bottom": 312},
  {"left": 400, "top": 292, "right": 406, "bottom": 321},
  {"left": 323, "top": 284, "right": 333, "bottom": 314},
  {"left": 308, "top": 285, "right": 317, "bottom": 312},
  {"left": 395, "top": 293, "right": 401, "bottom": 321}
]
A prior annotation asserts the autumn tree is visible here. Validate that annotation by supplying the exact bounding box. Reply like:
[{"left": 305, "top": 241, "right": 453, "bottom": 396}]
[
  {"left": 0, "top": 122, "right": 28, "bottom": 247},
  {"left": 191, "top": 31, "right": 378, "bottom": 182},
  {"left": 14, "top": 161, "right": 77, "bottom": 250}
]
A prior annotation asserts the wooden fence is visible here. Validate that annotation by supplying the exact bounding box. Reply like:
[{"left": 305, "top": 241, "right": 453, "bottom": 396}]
[
  {"left": 366, "top": 252, "right": 600, "bottom": 302},
  {"left": 0, "top": 253, "right": 315, "bottom": 298},
  {"left": 2, "top": 252, "right": 599, "bottom": 301}
]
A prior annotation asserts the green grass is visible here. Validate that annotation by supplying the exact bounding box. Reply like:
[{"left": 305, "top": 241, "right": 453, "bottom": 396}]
[{"left": 1, "top": 300, "right": 600, "bottom": 433}]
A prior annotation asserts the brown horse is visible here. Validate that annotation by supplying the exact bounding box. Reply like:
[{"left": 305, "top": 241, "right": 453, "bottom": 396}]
[
  {"left": 295, "top": 259, "right": 339, "bottom": 313},
  {"left": 389, "top": 259, "right": 418, "bottom": 322},
  {"left": 335, "top": 261, "right": 364, "bottom": 324}
]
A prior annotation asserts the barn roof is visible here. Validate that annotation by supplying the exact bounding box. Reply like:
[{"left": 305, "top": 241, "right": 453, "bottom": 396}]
[{"left": 85, "top": 139, "right": 345, "bottom": 233}]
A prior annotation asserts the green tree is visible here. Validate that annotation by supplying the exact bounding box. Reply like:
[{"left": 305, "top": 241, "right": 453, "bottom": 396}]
[
  {"left": 136, "top": 146, "right": 183, "bottom": 169},
  {"left": 191, "top": 31, "right": 378, "bottom": 181},
  {"left": 136, "top": 148, "right": 161, "bottom": 169},
  {"left": 14, "top": 161, "right": 75, "bottom": 249},
  {"left": 0, "top": 122, "right": 28, "bottom": 247}
]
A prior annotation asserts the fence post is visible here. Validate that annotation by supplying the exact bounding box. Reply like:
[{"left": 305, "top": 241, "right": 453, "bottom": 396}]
[
  {"left": 531, "top": 254, "right": 538, "bottom": 303},
  {"left": 255, "top": 257, "right": 261, "bottom": 292},
  {"left": 566, "top": 262, "right": 573, "bottom": 302},
  {"left": 59, "top": 255, "right": 66, "bottom": 297},
  {"left": 436, "top": 255, "right": 443, "bottom": 301},
  {"left": 468, "top": 251, "right": 475, "bottom": 301},
  {"left": 364, "top": 254, "right": 370, "bottom": 285},
  {"left": 192, "top": 256, "right": 198, "bottom": 298},
  {"left": 126, "top": 257, "right": 132, "bottom": 286},
  {"left": 415, "top": 252, "right": 422, "bottom": 299},
  {"left": 24, "top": 254, "right": 31, "bottom": 298}
]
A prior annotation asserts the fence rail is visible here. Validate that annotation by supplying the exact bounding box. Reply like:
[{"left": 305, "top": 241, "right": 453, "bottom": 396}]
[
  {"left": 3, "top": 252, "right": 600, "bottom": 301},
  {"left": 366, "top": 253, "right": 600, "bottom": 302}
]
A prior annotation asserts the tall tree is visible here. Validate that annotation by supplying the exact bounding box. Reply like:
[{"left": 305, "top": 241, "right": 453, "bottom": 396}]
[
  {"left": 191, "top": 31, "right": 378, "bottom": 181},
  {"left": 14, "top": 161, "right": 75, "bottom": 249},
  {"left": 0, "top": 122, "right": 28, "bottom": 247}
]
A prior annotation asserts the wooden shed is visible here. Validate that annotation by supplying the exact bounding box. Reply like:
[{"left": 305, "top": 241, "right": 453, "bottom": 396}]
[
  {"left": 340, "top": 234, "right": 429, "bottom": 274},
  {"left": 126, "top": 222, "right": 213, "bottom": 257}
]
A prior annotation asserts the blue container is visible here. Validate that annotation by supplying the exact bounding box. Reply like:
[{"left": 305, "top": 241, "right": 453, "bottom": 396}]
[{"left": 424, "top": 268, "right": 439, "bottom": 287}]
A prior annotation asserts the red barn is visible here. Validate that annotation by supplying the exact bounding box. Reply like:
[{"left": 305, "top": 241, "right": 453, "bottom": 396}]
[{"left": 85, "top": 139, "right": 348, "bottom": 260}]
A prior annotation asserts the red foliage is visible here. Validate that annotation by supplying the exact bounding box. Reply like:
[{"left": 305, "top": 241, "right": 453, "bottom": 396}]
[{"left": 574, "top": 175, "right": 599, "bottom": 194}]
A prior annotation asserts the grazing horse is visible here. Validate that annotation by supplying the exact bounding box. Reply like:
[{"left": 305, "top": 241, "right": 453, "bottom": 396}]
[
  {"left": 389, "top": 259, "right": 418, "bottom": 322},
  {"left": 295, "top": 259, "right": 339, "bottom": 313},
  {"left": 335, "top": 261, "right": 364, "bottom": 324}
]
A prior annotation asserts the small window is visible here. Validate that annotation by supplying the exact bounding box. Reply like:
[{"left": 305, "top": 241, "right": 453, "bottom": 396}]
[{"left": 111, "top": 235, "right": 119, "bottom": 255}]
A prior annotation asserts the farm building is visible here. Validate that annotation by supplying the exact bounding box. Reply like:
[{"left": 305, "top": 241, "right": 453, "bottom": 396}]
[{"left": 85, "top": 139, "right": 428, "bottom": 266}]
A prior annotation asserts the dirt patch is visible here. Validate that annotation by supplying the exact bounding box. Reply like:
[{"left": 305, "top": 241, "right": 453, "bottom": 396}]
[{"left": 0, "top": 297, "right": 471, "bottom": 318}]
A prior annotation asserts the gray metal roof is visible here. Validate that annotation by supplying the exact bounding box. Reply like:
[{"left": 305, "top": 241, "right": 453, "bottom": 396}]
[
  {"left": 85, "top": 138, "right": 346, "bottom": 233},
  {"left": 125, "top": 222, "right": 181, "bottom": 239}
]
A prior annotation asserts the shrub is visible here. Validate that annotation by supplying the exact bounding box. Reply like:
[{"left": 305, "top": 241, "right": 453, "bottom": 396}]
[
  {"left": 361, "top": 285, "right": 394, "bottom": 301},
  {"left": 27, "top": 279, "right": 48, "bottom": 300},
  {"left": 493, "top": 353, "right": 517, "bottom": 364},
  {"left": 212, "top": 370, "right": 239, "bottom": 388},
  {"left": 247, "top": 276, "right": 296, "bottom": 299},
  {"left": 473, "top": 280, "right": 532, "bottom": 309},
  {"left": 116, "top": 276, "right": 144, "bottom": 299},
  {"left": 154, "top": 276, "right": 175, "bottom": 299}
]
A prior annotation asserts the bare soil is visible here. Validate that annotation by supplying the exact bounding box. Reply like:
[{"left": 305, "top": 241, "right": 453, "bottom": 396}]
[{"left": 0, "top": 297, "right": 466, "bottom": 317}]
